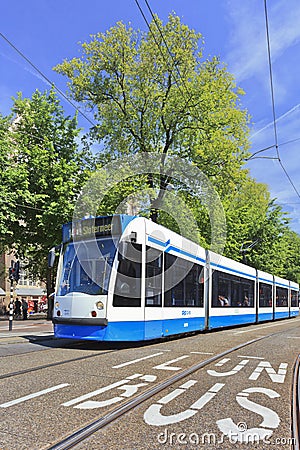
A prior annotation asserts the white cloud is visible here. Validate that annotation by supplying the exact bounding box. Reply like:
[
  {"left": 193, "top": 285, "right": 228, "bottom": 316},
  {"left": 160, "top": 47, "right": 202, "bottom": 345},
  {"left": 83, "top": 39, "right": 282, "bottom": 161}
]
[{"left": 250, "top": 103, "right": 300, "bottom": 138}]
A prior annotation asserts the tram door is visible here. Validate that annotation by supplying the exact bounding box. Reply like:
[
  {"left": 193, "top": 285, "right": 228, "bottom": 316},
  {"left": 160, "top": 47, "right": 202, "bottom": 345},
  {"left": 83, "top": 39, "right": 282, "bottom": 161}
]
[{"left": 144, "top": 246, "right": 163, "bottom": 339}]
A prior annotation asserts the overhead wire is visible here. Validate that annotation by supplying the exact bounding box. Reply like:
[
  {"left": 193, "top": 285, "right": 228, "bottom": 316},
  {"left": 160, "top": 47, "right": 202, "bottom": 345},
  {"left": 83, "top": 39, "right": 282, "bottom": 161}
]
[
  {"left": 0, "top": 32, "right": 96, "bottom": 128},
  {"left": 133, "top": 0, "right": 192, "bottom": 107},
  {"left": 263, "top": 0, "right": 300, "bottom": 199},
  {"left": 0, "top": 32, "right": 96, "bottom": 214},
  {"left": 136, "top": 0, "right": 300, "bottom": 212},
  {"left": 246, "top": 136, "right": 300, "bottom": 160},
  {"left": 142, "top": 0, "right": 194, "bottom": 103}
]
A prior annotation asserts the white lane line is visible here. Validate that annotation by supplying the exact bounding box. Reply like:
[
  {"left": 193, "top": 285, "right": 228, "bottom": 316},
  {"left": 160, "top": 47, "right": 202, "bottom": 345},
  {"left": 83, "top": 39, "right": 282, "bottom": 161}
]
[
  {"left": 234, "top": 321, "right": 290, "bottom": 334},
  {"left": 286, "top": 336, "right": 300, "bottom": 339},
  {"left": 112, "top": 352, "right": 164, "bottom": 368},
  {"left": 0, "top": 383, "right": 70, "bottom": 408},
  {"left": 153, "top": 355, "right": 190, "bottom": 371},
  {"left": 62, "top": 375, "right": 142, "bottom": 408},
  {"left": 238, "top": 355, "right": 265, "bottom": 360},
  {"left": 190, "top": 351, "right": 214, "bottom": 355},
  {"left": 153, "top": 349, "right": 171, "bottom": 352}
]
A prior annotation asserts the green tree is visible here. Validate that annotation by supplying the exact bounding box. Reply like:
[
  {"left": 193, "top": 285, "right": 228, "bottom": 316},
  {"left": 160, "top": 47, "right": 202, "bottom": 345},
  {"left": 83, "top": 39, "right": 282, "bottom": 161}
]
[
  {"left": 281, "top": 230, "right": 300, "bottom": 283},
  {"left": 223, "top": 175, "right": 294, "bottom": 276},
  {"left": 0, "top": 89, "right": 94, "bottom": 279},
  {"left": 54, "top": 13, "right": 250, "bottom": 221}
]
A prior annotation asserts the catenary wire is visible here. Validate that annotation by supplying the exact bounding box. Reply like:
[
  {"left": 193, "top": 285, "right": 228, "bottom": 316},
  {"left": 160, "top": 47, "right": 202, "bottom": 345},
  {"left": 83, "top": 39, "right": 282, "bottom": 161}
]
[
  {"left": 262, "top": 0, "right": 300, "bottom": 199},
  {"left": 246, "top": 136, "right": 300, "bottom": 160},
  {"left": 134, "top": 0, "right": 202, "bottom": 122},
  {"left": 0, "top": 32, "right": 96, "bottom": 128},
  {"left": 140, "top": 0, "right": 300, "bottom": 202},
  {"left": 143, "top": 0, "right": 194, "bottom": 101}
]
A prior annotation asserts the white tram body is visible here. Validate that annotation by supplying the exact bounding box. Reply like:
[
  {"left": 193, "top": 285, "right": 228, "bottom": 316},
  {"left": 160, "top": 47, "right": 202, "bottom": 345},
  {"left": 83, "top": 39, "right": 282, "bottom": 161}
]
[
  {"left": 52, "top": 215, "right": 299, "bottom": 341},
  {"left": 274, "top": 275, "right": 290, "bottom": 320},
  {"left": 257, "top": 269, "right": 274, "bottom": 322},
  {"left": 208, "top": 251, "right": 257, "bottom": 328},
  {"left": 290, "top": 280, "right": 300, "bottom": 318}
]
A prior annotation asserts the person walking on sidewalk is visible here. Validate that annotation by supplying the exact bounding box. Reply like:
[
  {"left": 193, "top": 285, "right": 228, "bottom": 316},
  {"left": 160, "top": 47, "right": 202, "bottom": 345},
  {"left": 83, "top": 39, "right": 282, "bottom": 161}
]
[
  {"left": 22, "top": 298, "right": 28, "bottom": 320},
  {"left": 14, "top": 298, "right": 22, "bottom": 319}
]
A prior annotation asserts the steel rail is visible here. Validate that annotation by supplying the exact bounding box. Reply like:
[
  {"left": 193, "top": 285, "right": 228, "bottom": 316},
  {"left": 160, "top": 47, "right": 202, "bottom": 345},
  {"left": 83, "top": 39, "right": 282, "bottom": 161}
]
[
  {"left": 0, "top": 350, "right": 116, "bottom": 380},
  {"left": 292, "top": 354, "right": 300, "bottom": 450}
]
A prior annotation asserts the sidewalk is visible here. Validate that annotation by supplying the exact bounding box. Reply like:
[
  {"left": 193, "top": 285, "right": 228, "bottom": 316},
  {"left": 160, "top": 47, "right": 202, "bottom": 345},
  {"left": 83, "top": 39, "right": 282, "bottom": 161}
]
[
  {"left": 0, "top": 312, "right": 47, "bottom": 321},
  {"left": 0, "top": 318, "right": 54, "bottom": 341}
]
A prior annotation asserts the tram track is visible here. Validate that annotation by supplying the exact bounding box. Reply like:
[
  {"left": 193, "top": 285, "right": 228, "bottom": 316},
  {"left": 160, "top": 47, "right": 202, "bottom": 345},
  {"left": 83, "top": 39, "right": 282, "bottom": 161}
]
[
  {"left": 0, "top": 336, "right": 164, "bottom": 380},
  {"left": 47, "top": 330, "right": 285, "bottom": 450},
  {"left": 0, "top": 349, "right": 117, "bottom": 380},
  {"left": 292, "top": 354, "right": 300, "bottom": 450}
]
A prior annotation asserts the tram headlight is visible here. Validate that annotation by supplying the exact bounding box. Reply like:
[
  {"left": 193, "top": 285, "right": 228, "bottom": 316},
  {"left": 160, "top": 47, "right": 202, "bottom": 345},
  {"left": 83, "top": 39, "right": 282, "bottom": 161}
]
[
  {"left": 55, "top": 301, "right": 59, "bottom": 309},
  {"left": 96, "top": 301, "right": 104, "bottom": 310}
]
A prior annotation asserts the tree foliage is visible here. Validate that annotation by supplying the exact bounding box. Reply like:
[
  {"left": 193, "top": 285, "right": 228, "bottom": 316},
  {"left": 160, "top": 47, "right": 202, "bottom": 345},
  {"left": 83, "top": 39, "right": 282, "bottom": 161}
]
[
  {"left": 0, "top": 90, "right": 94, "bottom": 279},
  {"left": 54, "top": 14, "right": 250, "bottom": 220}
]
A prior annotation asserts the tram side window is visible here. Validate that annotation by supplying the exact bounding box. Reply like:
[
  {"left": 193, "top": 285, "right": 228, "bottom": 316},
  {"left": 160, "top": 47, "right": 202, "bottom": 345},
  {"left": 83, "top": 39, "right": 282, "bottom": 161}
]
[
  {"left": 185, "top": 264, "right": 204, "bottom": 307},
  {"left": 276, "top": 287, "right": 288, "bottom": 307},
  {"left": 113, "top": 243, "right": 142, "bottom": 307},
  {"left": 291, "top": 290, "right": 299, "bottom": 307},
  {"left": 145, "top": 247, "right": 162, "bottom": 307},
  {"left": 164, "top": 254, "right": 203, "bottom": 307},
  {"left": 212, "top": 271, "right": 254, "bottom": 307},
  {"left": 259, "top": 283, "right": 273, "bottom": 307},
  {"left": 212, "top": 271, "right": 230, "bottom": 307}
]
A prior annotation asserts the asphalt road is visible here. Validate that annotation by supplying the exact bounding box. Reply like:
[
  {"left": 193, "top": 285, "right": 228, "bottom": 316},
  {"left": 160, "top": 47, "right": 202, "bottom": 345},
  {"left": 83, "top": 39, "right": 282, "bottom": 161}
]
[{"left": 0, "top": 317, "right": 299, "bottom": 449}]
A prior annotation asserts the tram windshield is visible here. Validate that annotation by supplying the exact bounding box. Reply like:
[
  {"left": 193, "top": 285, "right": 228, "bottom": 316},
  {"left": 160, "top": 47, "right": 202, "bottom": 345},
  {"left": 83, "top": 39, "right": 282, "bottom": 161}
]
[{"left": 58, "top": 238, "right": 117, "bottom": 296}]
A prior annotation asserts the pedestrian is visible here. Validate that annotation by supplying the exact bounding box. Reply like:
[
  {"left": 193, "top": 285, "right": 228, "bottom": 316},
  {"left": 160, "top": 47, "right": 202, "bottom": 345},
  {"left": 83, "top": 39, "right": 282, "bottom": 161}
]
[
  {"left": 14, "top": 298, "right": 22, "bottom": 319},
  {"left": 2, "top": 304, "right": 8, "bottom": 316},
  {"left": 22, "top": 298, "right": 28, "bottom": 320}
]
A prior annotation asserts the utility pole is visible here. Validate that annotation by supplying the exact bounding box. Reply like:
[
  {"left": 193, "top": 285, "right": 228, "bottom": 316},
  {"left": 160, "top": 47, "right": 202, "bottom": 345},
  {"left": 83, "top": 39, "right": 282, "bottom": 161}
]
[{"left": 8, "top": 260, "right": 20, "bottom": 331}]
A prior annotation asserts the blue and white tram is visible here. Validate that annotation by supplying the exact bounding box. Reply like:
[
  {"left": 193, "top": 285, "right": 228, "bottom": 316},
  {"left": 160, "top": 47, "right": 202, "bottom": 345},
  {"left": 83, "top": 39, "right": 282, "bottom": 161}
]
[
  {"left": 290, "top": 281, "right": 300, "bottom": 318},
  {"left": 257, "top": 270, "right": 274, "bottom": 322},
  {"left": 208, "top": 251, "right": 257, "bottom": 328},
  {"left": 274, "top": 275, "right": 290, "bottom": 320},
  {"left": 51, "top": 214, "right": 299, "bottom": 341}
]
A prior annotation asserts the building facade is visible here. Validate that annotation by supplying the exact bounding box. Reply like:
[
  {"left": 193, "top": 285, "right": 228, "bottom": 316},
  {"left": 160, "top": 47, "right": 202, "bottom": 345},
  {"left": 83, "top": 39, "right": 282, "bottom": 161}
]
[{"left": 0, "top": 252, "right": 46, "bottom": 315}]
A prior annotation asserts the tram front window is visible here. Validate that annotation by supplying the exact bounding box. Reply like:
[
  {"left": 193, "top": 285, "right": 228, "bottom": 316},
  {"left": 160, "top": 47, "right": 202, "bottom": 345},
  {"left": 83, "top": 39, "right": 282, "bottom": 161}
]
[{"left": 58, "top": 238, "right": 116, "bottom": 296}]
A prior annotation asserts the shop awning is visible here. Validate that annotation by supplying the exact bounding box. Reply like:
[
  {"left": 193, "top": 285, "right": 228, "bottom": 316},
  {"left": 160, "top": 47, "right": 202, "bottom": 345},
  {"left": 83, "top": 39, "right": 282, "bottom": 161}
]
[{"left": 15, "top": 287, "right": 46, "bottom": 297}]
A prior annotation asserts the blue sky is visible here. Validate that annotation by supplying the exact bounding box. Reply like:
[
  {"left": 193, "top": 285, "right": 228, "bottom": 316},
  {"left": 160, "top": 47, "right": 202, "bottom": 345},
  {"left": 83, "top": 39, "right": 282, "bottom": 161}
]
[{"left": 1, "top": 0, "right": 300, "bottom": 234}]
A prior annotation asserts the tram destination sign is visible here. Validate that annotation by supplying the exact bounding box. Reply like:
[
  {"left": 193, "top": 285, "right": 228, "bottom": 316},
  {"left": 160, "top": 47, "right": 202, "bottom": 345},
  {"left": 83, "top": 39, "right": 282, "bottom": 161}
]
[{"left": 62, "top": 216, "right": 122, "bottom": 243}]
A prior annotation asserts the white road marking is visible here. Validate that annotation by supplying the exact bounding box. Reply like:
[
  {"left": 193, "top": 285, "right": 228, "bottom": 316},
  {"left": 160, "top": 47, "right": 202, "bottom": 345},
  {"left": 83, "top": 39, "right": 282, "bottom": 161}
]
[
  {"left": 215, "top": 358, "right": 230, "bottom": 367},
  {"left": 217, "top": 387, "right": 280, "bottom": 443},
  {"left": 63, "top": 374, "right": 142, "bottom": 407},
  {"left": 153, "top": 355, "right": 190, "bottom": 371},
  {"left": 207, "top": 359, "right": 249, "bottom": 377},
  {"left": 0, "top": 384, "right": 69, "bottom": 408},
  {"left": 190, "top": 383, "right": 224, "bottom": 410},
  {"left": 144, "top": 382, "right": 225, "bottom": 426},
  {"left": 238, "top": 355, "right": 265, "bottom": 360},
  {"left": 112, "top": 352, "right": 164, "bottom": 368},
  {"left": 63, "top": 379, "right": 132, "bottom": 407},
  {"left": 234, "top": 321, "right": 290, "bottom": 334},
  {"left": 249, "top": 362, "right": 288, "bottom": 383},
  {"left": 190, "top": 351, "right": 214, "bottom": 355}
]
